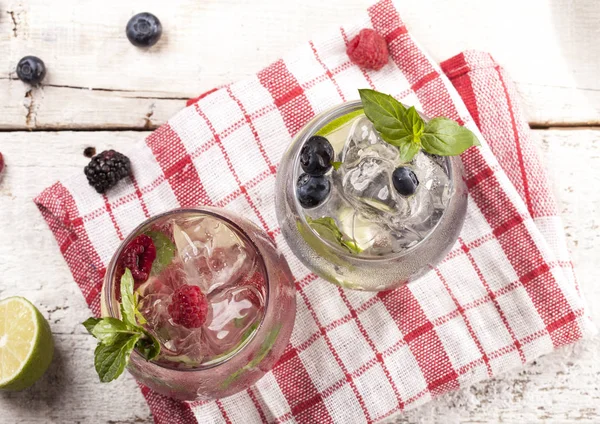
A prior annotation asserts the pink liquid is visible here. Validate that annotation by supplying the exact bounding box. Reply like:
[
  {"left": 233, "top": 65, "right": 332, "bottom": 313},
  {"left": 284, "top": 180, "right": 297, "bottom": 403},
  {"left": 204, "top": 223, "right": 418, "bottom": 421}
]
[
  {"left": 103, "top": 208, "right": 296, "bottom": 400},
  {"left": 133, "top": 215, "right": 267, "bottom": 368}
]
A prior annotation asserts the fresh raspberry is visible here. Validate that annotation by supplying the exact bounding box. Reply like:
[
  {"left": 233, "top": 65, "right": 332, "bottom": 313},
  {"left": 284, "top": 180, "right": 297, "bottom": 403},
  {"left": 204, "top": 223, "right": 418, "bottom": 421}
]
[
  {"left": 346, "top": 29, "right": 389, "bottom": 71},
  {"left": 168, "top": 284, "right": 208, "bottom": 328},
  {"left": 118, "top": 234, "right": 157, "bottom": 284}
]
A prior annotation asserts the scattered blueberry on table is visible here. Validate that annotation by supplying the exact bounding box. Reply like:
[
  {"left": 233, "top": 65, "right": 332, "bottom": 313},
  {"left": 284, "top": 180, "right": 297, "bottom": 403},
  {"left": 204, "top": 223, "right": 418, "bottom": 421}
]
[
  {"left": 296, "top": 173, "right": 331, "bottom": 208},
  {"left": 392, "top": 166, "right": 419, "bottom": 196},
  {"left": 126, "top": 12, "right": 162, "bottom": 47},
  {"left": 16, "top": 56, "right": 46, "bottom": 85},
  {"left": 84, "top": 150, "right": 132, "bottom": 193}
]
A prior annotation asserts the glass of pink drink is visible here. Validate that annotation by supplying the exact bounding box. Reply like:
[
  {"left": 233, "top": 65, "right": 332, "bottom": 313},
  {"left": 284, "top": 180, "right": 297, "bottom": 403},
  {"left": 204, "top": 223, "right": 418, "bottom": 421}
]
[{"left": 100, "top": 207, "right": 296, "bottom": 400}]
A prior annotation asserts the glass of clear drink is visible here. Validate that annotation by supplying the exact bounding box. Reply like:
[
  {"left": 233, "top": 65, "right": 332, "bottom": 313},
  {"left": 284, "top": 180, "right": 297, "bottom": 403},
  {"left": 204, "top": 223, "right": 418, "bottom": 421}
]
[
  {"left": 275, "top": 100, "right": 468, "bottom": 291},
  {"left": 100, "top": 207, "right": 296, "bottom": 400}
]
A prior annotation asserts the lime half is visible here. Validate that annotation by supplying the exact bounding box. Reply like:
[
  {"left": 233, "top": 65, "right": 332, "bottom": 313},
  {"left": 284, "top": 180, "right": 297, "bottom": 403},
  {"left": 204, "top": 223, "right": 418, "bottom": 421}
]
[{"left": 0, "top": 297, "right": 54, "bottom": 391}]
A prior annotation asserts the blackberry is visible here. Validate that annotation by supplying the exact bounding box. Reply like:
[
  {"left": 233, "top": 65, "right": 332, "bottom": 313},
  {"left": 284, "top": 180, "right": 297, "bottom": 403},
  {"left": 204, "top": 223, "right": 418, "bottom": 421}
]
[{"left": 84, "top": 150, "right": 131, "bottom": 193}]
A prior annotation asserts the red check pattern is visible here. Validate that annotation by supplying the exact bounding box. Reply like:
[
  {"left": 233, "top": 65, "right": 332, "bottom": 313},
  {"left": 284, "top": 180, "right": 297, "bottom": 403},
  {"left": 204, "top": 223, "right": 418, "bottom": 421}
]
[{"left": 35, "top": 1, "right": 593, "bottom": 423}]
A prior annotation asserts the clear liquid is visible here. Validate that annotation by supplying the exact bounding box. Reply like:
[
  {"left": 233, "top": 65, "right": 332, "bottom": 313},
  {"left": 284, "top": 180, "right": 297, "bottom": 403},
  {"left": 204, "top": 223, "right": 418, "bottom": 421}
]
[
  {"left": 129, "top": 215, "right": 266, "bottom": 369},
  {"left": 302, "top": 114, "right": 452, "bottom": 256}
]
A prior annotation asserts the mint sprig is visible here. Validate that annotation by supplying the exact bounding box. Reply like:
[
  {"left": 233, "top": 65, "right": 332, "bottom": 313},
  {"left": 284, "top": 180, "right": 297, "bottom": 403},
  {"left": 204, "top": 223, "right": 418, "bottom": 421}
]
[
  {"left": 83, "top": 268, "right": 161, "bottom": 383},
  {"left": 358, "top": 89, "right": 480, "bottom": 161}
]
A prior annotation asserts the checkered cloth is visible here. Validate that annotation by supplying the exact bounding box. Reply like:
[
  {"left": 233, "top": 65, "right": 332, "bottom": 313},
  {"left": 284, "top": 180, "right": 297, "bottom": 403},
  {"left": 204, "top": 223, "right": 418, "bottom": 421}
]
[{"left": 35, "top": 0, "right": 594, "bottom": 423}]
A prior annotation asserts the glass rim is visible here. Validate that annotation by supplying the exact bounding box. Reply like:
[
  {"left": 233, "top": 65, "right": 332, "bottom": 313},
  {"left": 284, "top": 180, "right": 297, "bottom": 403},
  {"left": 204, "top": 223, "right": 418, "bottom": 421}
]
[
  {"left": 292, "top": 100, "right": 458, "bottom": 262},
  {"left": 103, "top": 207, "right": 270, "bottom": 372}
]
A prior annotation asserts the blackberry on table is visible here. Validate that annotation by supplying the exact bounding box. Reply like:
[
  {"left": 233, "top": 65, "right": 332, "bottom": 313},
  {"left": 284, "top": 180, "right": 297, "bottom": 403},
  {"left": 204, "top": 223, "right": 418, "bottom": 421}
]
[{"left": 84, "top": 150, "right": 131, "bottom": 193}]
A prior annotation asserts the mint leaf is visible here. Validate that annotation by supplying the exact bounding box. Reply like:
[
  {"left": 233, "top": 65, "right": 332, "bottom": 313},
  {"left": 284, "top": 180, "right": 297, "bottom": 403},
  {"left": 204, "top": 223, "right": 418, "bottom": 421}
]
[
  {"left": 146, "top": 231, "right": 175, "bottom": 276},
  {"left": 91, "top": 317, "right": 138, "bottom": 345},
  {"left": 251, "top": 325, "right": 281, "bottom": 366},
  {"left": 421, "top": 117, "right": 480, "bottom": 156},
  {"left": 120, "top": 269, "right": 137, "bottom": 327},
  {"left": 307, "top": 216, "right": 362, "bottom": 254},
  {"left": 137, "top": 330, "right": 161, "bottom": 361},
  {"left": 240, "top": 322, "right": 259, "bottom": 342},
  {"left": 341, "top": 240, "right": 361, "bottom": 254},
  {"left": 331, "top": 161, "right": 342, "bottom": 171},
  {"left": 133, "top": 291, "right": 147, "bottom": 325},
  {"left": 220, "top": 368, "right": 246, "bottom": 389},
  {"left": 84, "top": 268, "right": 163, "bottom": 382},
  {"left": 358, "top": 89, "right": 423, "bottom": 161},
  {"left": 83, "top": 317, "right": 101, "bottom": 334},
  {"left": 234, "top": 317, "right": 246, "bottom": 328},
  {"left": 94, "top": 333, "right": 140, "bottom": 383},
  {"left": 221, "top": 324, "right": 281, "bottom": 389}
]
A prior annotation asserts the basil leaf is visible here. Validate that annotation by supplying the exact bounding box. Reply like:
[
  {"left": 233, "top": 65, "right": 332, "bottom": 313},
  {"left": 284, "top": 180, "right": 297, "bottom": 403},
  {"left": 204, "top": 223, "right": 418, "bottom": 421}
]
[
  {"left": 359, "top": 89, "right": 480, "bottom": 159},
  {"left": 397, "top": 140, "right": 421, "bottom": 163},
  {"left": 91, "top": 317, "right": 138, "bottom": 345},
  {"left": 146, "top": 231, "right": 175, "bottom": 276},
  {"left": 307, "top": 217, "right": 362, "bottom": 254},
  {"left": 136, "top": 330, "right": 161, "bottom": 361},
  {"left": 83, "top": 317, "right": 101, "bottom": 335},
  {"left": 331, "top": 161, "right": 343, "bottom": 171},
  {"left": 358, "top": 90, "right": 425, "bottom": 147},
  {"left": 120, "top": 269, "right": 137, "bottom": 327},
  {"left": 94, "top": 333, "right": 140, "bottom": 383},
  {"left": 421, "top": 117, "right": 481, "bottom": 156}
]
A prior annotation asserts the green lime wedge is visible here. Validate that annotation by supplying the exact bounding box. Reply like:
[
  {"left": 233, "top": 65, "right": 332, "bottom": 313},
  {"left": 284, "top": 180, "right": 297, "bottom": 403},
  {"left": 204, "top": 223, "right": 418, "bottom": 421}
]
[
  {"left": 0, "top": 297, "right": 54, "bottom": 391},
  {"left": 315, "top": 109, "right": 364, "bottom": 137}
]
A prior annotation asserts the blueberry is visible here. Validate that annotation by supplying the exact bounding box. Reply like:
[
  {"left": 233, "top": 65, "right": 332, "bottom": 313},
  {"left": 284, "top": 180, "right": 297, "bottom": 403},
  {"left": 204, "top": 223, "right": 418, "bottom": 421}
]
[
  {"left": 16, "top": 56, "right": 46, "bottom": 85},
  {"left": 296, "top": 173, "right": 330, "bottom": 208},
  {"left": 300, "top": 135, "right": 334, "bottom": 176},
  {"left": 392, "top": 167, "right": 419, "bottom": 196},
  {"left": 126, "top": 13, "right": 162, "bottom": 47}
]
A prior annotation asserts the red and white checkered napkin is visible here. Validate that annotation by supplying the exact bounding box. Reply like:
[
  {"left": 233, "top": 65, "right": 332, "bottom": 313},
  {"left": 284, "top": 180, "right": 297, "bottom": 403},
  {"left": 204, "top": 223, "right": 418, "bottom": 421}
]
[{"left": 35, "top": 1, "right": 594, "bottom": 423}]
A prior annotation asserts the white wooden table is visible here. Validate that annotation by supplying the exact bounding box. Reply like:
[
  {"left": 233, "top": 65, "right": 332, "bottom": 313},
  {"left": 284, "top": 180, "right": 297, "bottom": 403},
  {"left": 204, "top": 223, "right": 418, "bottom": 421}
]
[{"left": 0, "top": 0, "right": 598, "bottom": 422}]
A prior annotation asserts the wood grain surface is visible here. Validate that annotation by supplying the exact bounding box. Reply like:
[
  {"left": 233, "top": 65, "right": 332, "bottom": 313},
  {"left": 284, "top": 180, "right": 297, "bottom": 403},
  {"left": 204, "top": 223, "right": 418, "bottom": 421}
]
[
  {"left": 0, "top": 0, "right": 597, "bottom": 130},
  {"left": 0, "top": 0, "right": 598, "bottom": 422}
]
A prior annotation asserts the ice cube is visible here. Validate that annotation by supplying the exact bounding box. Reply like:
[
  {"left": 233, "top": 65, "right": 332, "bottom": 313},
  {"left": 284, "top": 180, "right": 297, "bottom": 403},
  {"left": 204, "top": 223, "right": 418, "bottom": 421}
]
[
  {"left": 172, "top": 217, "right": 255, "bottom": 294},
  {"left": 341, "top": 116, "right": 399, "bottom": 168},
  {"left": 412, "top": 152, "right": 451, "bottom": 210},
  {"left": 342, "top": 156, "right": 409, "bottom": 216},
  {"left": 202, "top": 284, "right": 263, "bottom": 356},
  {"left": 335, "top": 206, "right": 387, "bottom": 253}
]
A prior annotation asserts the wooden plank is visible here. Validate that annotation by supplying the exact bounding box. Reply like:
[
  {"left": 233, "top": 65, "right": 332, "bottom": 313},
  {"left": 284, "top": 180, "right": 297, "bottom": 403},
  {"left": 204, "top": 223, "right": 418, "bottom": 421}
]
[
  {"left": 0, "top": 0, "right": 598, "bottom": 130},
  {"left": 0, "top": 129, "right": 598, "bottom": 422}
]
